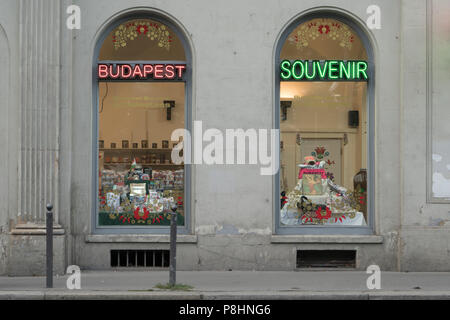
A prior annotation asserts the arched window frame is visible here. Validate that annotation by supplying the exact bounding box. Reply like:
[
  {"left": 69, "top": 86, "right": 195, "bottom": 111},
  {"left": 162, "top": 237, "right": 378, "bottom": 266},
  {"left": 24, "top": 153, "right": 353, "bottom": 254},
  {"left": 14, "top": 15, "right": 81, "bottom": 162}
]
[
  {"left": 274, "top": 10, "right": 375, "bottom": 235},
  {"left": 91, "top": 12, "right": 192, "bottom": 234}
]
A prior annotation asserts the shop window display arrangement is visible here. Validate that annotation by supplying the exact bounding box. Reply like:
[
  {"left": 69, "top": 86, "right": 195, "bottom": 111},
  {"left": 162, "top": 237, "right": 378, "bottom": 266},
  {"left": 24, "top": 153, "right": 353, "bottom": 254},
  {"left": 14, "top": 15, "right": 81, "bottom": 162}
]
[
  {"left": 280, "top": 156, "right": 366, "bottom": 226},
  {"left": 99, "top": 159, "right": 184, "bottom": 226}
]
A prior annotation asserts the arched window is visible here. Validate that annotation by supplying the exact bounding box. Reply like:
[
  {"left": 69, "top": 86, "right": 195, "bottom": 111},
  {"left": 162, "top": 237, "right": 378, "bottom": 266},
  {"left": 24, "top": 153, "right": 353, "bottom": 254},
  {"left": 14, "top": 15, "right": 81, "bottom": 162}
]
[
  {"left": 276, "top": 13, "right": 374, "bottom": 234},
  {"left": 93, "top": 15, "right": 191, "bottom": 233}
]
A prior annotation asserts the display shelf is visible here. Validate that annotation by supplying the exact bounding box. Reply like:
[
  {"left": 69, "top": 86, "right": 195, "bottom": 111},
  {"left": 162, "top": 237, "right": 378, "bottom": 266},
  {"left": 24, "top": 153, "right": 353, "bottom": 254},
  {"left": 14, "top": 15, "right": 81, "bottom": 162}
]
[
  {"left": 100, "top": 148, "right": 173, "bottom": 153},
  {"left": 103, "top": 162, "right": 183, "bottom": 167}
]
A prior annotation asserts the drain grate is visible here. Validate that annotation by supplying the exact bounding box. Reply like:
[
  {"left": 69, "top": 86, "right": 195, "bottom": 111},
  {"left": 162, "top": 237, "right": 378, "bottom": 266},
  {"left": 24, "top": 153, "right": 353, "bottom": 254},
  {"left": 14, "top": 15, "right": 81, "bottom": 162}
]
[
  {"left": 110, "top": 250, "right": 170, "bottom": 267},
  {"left": 296, "top": 250, "right": 356, "bottom": 268}
]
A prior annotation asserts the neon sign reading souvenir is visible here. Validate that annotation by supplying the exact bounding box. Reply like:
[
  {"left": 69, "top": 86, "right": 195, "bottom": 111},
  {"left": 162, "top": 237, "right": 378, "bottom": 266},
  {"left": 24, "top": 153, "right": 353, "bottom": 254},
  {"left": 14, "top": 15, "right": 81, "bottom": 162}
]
[
  {"left": 280, "top": 60, "right": 368, "bottom": 81},
  {"left": 97, "top": 63, "right": 186, "bottom": 80}
]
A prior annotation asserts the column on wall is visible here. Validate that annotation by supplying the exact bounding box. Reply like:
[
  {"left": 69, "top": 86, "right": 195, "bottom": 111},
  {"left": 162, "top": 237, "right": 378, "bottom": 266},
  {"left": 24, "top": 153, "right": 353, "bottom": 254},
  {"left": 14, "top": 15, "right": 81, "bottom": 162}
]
[{"left": 15, "top": 0, "right": 60, "bottom": 228}]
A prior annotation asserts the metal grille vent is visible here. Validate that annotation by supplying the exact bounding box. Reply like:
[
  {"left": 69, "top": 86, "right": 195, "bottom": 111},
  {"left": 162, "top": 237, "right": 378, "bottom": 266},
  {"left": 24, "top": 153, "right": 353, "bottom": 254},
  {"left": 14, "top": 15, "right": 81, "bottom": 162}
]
[
  {"left": 296, "top": 250, "right": 356, "bottom": 268},
  {"left": 110, "top": 250, "right": 170, "bottom": 268}
]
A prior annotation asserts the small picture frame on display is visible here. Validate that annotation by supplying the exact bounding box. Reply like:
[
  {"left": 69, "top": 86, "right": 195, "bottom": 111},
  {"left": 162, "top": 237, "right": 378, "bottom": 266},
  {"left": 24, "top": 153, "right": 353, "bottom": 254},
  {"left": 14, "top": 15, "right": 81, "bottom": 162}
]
[{"left": 302, "top": 173, "right": 324, "bottom": 195}]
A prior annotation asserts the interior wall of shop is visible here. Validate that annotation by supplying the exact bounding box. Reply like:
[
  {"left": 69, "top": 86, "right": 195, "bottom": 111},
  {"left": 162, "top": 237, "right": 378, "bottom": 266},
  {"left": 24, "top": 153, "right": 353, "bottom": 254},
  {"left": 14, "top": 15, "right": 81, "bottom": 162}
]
[
  {"left": 280, "top": 82, "right": 367, "bottom": 191},
  {"left": 66, "top": 0, "right": 401, "bottom": 272},
  {"left": 98, "top": 82, "right": 185, "bottom": 147}
]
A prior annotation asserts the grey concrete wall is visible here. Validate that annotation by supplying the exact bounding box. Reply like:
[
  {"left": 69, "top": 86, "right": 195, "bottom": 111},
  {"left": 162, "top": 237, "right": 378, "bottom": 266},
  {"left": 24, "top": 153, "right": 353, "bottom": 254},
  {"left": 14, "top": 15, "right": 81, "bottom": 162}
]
[
  {"left": 69, "top": 0, "right": 403, "bottom": 271},
  {"left": 0, "top": 23, "right": 9, "bottom": 274},
  {"left": 0, "top": 0, "right": 20, "bottom": 276},
  {"left": 7, "top": 234, "right": 65, "bottom": 276},
  {"left": 0, "top": 0, "right": 64, "bottom": 276},
  {"left": 400, "top": 0, "right": 450, "bottom": 271},
  {"left": 1, "top": 0, "right": 449, "bottom": 274}
]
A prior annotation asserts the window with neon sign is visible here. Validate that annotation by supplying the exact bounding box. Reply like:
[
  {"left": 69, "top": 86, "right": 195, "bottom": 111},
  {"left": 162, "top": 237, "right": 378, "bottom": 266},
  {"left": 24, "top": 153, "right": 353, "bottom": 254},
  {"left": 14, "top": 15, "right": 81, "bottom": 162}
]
[
  {"left": 278, "top": 17, "right": 372, "bottom": 231},
  {"left": 95, "top": 18, "right": 188, "bottom": 229}
]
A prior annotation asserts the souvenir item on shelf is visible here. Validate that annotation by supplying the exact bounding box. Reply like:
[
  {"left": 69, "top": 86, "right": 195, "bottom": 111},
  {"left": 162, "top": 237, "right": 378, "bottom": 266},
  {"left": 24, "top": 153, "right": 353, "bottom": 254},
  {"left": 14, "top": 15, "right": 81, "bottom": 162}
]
[
  {"left": 106, "top": 192, "right": 120, "bottom": 210},
  {"left": 280, "top": 191, "right": 287, "bottom": 209},
  {"left": 122, "top": 140, "right": 129, "bottom": 148},
  {"left": 148, "top": 190, "right": 158, "bottom": 199},
  {"left": 353, "top": 169, "right": 367, "bottom": 192},
  {"left": 130, "top": 195, "right": 146, "bottom": 207},
  {"left": 353, "top": 168, "right": 367, "bottom": 218},
  {"left": 129, "top": 183, "right": 146, "bottom": 196},
  {"left": 146, "top": 197, "right": 164, "bottom": 213}
]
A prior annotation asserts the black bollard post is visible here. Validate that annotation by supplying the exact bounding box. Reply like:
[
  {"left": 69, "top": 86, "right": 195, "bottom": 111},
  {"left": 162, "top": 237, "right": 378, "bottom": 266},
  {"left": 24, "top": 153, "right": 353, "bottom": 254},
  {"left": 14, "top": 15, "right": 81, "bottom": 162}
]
[
  {"left": 46, "top": 203, "right": 53, "bottom": 288},
  {"left": 169, "top": 204, "right": 178, "bottom": 286}
]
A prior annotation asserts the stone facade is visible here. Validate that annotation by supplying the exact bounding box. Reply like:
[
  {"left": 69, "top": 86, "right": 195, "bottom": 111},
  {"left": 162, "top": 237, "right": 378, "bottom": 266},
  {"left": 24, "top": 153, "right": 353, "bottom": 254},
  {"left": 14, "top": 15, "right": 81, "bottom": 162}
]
[{"left": 0, "top": 0, "right": 449, "bottom": 275}]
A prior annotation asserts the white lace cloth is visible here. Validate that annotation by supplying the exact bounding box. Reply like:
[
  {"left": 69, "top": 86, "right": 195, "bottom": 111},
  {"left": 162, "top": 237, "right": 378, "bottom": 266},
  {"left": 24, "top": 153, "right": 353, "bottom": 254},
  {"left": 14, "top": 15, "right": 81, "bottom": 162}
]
[{"left": 280, "top": 205, "right": 366, "bottom": 226}]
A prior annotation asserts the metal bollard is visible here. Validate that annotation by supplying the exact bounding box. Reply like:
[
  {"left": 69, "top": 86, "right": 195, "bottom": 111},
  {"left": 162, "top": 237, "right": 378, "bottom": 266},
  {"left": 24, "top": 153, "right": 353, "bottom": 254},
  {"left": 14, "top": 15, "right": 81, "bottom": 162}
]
[
  {"left": 46, "top": 203, "right": 53, "bottom": 288},
  {"left": 169, "top": 204, "right": 178, "bottom": 286}
]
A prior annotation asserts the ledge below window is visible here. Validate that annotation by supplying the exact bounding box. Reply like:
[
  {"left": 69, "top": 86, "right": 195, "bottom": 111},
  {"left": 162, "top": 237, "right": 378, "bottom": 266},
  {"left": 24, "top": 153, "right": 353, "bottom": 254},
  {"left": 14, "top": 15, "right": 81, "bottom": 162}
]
[
  {"left": 85, "top": 234, "right": 197, "bottom": 243},
  {"left": 271, "top": 235, "right": 383, "bottom": 244},
  {"left": 10, "top": 223, "right": 65, "bottom": 235}
]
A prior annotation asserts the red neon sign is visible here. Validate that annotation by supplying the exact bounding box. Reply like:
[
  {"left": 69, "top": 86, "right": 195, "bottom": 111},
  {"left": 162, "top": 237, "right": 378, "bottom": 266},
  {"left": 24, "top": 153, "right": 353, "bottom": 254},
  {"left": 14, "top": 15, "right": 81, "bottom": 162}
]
[{"left": 97, "top": 63, "right": 186, "bottom": 80}]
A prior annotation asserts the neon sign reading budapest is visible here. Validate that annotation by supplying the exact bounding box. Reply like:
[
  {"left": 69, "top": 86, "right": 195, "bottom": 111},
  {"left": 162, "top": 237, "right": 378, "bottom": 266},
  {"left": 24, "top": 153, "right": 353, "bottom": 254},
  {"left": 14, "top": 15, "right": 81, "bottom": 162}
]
[
  {"left": 97, "top": 63, "right": 186, "bottom": 80},
  {"left": 280, "top": 60, "right": 368, "bottom": 81}
]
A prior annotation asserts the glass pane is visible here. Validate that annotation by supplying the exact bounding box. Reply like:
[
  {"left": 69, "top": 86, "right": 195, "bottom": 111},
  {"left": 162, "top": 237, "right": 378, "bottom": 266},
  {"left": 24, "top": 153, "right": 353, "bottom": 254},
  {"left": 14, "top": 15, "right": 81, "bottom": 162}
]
[
  {"left": 430, "top": 0, "right": 450, "bottom": 199},
  {"left": 98, "top": 82, "right": 185, "bottom": 226},
  {"left": 279, "top": 18, "right": 369, "bottom": 227},
  {"left": 99, "top": 19, "right": 186, "bottom": 61}
]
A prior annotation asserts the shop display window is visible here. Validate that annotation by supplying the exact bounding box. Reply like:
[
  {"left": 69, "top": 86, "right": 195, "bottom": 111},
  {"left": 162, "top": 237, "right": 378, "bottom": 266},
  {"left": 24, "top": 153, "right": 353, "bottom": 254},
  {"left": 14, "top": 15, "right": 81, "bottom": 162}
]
[
  {"left": 278, "top": 17, "right": 373, "bottom": 230},
  {"left": 95, "top": 18, "right": 189, "bottom": 228}
]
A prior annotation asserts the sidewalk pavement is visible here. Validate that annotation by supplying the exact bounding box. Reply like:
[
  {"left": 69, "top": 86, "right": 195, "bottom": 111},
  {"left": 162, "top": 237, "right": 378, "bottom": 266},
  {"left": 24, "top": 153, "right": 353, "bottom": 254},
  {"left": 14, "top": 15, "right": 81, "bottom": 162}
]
[{"left": 1, "top": 270, "right": 450, "bottom": 299}]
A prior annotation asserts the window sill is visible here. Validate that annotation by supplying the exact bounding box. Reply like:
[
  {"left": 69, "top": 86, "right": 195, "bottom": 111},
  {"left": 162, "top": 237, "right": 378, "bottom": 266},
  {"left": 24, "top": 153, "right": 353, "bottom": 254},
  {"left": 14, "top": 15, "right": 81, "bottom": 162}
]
[
  {"left": 270, "top": 235, "right": 383, "bottom": 244},
  {"left": 85, "top": 234, "right": 197, "bottom": 243}
]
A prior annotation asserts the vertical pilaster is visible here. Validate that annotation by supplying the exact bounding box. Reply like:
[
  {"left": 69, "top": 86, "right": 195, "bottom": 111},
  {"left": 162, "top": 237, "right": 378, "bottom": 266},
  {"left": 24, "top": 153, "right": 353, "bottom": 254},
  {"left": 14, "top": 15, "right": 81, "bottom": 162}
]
[{"left": 17, "top": 0, "right": 60, "bottom": 225}]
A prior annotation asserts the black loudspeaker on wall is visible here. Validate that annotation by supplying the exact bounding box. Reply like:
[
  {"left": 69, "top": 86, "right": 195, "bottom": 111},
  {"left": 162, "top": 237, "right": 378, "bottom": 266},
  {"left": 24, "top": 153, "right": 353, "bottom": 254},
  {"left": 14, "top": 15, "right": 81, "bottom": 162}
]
[{"left": 348, "top": 110, "right": 359, "bottom": 128}]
